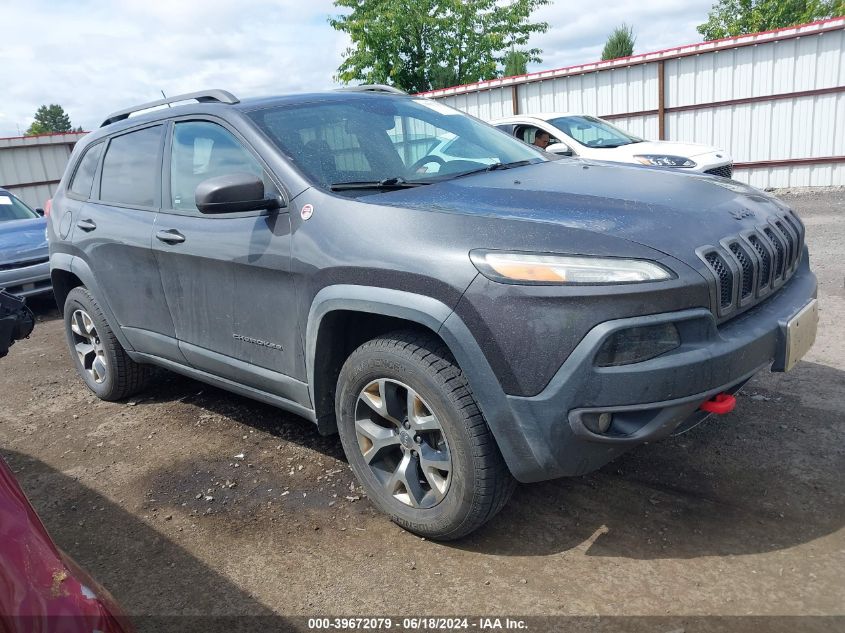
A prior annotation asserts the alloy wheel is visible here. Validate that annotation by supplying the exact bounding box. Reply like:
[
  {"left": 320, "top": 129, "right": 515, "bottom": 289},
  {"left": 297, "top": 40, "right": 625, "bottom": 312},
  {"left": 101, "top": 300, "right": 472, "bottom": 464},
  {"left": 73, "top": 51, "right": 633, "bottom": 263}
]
[
  {"left": 70, "top": 309, "right": 108, "bottom": 384},
  {"left": 354, "top": 378, "right": 452, "bottom": 508}
]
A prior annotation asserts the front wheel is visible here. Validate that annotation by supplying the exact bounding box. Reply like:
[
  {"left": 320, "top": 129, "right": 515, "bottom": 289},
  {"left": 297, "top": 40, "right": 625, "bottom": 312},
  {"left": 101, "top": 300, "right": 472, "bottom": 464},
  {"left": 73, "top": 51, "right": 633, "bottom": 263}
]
[{"left": 336, "top": 331, "right": 515, "bottom": 540}]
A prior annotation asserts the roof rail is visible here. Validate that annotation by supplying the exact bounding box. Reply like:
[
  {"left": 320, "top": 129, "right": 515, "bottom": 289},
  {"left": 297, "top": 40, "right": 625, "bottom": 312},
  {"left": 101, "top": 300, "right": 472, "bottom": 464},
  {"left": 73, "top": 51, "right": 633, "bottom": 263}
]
[
  {"left": 100, "top": 89, "right": 239, "bottom": 127},
  {"left": 336, "top": 84, "right": 407, "bottom": 95}
]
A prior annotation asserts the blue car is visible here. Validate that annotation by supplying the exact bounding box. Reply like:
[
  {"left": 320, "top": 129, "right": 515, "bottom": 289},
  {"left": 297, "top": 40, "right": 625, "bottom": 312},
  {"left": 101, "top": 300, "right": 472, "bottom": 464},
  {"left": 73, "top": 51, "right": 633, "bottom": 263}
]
[{"left": 0, "top": 188, "right": 51, "bottom": 297}]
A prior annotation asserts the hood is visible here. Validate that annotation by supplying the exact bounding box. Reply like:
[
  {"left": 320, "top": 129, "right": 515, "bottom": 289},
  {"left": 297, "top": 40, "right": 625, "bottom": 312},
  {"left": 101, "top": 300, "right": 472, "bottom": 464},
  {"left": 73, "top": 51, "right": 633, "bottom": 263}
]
[
  {"left": 590, "top": 140, "right": 727, "bottom": 161},
  {"left": 0, "top": 217, "right": 48, "bottom": 263},
  {"left": 364, "top": 159, "right": 792, "bottom": 268}
]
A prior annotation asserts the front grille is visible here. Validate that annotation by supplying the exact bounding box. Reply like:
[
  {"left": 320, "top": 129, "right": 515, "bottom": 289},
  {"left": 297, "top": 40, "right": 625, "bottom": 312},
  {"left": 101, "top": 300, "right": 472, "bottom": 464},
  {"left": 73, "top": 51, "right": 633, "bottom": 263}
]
[
  {"left": 764, "top": 227, "right": 785, "bottom": 278},
  {"left": 705, "top": 164, "right": 733, "bottom": 179},
  {"left": 0, "top": 257, "right": 48, "bottom": 272},
  {"left": 705, "top": 252, "right": 733, "bottom": 308},
  {"left": 747, "top": 235, "right": 771, "bottom": 287},
  {"left": 699, "top": 211, "right": 804, "bottom": 318},
  {"left": 729, "top": 242, "right": 754, "bottom": 299}
]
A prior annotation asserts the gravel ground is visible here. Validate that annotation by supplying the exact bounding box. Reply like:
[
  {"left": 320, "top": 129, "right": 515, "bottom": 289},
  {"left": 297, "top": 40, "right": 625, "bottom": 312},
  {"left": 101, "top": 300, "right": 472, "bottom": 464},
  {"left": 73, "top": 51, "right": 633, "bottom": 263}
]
[{"left": 1, "top": 191, "right": 843, "bottom": 632}]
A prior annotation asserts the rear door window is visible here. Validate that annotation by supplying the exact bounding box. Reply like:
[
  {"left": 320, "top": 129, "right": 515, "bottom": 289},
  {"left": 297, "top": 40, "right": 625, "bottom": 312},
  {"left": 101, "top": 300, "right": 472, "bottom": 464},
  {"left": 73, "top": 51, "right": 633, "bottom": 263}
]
[
  {"left": 99, "top": 126, "right": 163, "bottom": 207},
  {"left": 68, "top": 142, "right": 104, "bottom": 199}
]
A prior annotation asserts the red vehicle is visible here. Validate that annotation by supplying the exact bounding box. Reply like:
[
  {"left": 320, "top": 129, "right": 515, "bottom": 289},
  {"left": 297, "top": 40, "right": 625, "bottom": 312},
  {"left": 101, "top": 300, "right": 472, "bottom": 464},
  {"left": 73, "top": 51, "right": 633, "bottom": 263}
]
[
  {"left": 0, "top": 455, "right": 132, "bottom": 633},
  {"left": 0, "top": 292, "right": 130, "bottom": 633}
]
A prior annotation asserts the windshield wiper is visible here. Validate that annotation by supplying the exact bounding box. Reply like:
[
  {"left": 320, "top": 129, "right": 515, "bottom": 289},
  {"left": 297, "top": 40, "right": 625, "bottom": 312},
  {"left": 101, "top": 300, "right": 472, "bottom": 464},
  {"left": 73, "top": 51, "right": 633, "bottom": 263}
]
[
  {"left": 330, "top": 177, "right": 430, "bottom": 191},
  {"left": 450, "top": 159, "right": 537, "bottom": 180}
]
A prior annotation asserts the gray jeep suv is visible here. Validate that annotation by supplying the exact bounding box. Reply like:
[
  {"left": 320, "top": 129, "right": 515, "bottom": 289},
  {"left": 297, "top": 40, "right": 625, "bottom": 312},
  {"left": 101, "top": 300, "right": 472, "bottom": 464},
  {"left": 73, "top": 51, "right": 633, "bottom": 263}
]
[{"left": 49, "top": 88, "right": 818, "bottom": 539}]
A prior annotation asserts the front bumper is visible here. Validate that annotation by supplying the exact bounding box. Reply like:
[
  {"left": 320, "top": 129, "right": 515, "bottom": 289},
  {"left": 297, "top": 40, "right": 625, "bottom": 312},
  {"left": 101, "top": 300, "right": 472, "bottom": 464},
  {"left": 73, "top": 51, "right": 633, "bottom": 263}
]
[
  {"left": 0, "top": 260, "right": 51, "bottom": 298},
  {"left": 499, "top": 257, "right": 817, "bottom": 482}
]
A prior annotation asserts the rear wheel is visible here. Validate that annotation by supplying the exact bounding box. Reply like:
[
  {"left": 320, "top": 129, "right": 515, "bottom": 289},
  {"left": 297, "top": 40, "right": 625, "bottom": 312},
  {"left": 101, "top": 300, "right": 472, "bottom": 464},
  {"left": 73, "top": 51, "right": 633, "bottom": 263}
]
[
  {"left": 336, "top": 330, "right": 515, "bottom": 540},
  {"left": 63, "top": 287, "right": 150, "bottom": 401}
]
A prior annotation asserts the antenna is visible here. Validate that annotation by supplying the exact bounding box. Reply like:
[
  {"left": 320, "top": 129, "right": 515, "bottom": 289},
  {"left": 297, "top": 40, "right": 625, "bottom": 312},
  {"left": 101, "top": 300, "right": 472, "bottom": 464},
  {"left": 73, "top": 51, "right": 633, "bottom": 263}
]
[{"left": 161, "top": 90, "right": 171, "bottom": 107}]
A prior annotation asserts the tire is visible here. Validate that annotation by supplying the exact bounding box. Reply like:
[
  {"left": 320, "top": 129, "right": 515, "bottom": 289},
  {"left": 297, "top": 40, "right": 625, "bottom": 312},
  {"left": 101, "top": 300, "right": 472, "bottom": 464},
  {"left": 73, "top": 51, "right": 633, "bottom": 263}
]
[
  {"left": 63, "top": 287, "right": 150, "bottom": 401},
  {"left": 336, "top": 330, "right": 515, "bottom": 540}
]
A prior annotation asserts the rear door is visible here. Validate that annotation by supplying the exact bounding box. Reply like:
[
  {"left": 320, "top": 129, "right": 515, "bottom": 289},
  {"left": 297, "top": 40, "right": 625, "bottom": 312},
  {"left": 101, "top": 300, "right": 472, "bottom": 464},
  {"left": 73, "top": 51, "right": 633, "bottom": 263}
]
[
  {"left": 71, "top": 124, "right": 182, "bottom": 361},
  {"left": 152, "top": 118, "right": 306, "bottom": 405}
]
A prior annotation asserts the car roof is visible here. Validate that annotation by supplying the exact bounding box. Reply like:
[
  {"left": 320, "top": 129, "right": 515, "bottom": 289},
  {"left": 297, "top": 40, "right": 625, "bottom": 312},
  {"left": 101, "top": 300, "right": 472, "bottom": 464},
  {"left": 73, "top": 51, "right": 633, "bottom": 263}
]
[{"left": 89, "top": 90, "right": 416, "bottom": 142}]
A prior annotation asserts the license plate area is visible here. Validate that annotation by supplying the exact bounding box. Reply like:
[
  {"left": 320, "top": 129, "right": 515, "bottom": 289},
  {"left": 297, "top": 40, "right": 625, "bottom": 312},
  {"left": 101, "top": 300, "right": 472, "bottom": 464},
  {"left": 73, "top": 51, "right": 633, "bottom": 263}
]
[{"left": 782, "top": 299, "right": 818, "bottom": 372}]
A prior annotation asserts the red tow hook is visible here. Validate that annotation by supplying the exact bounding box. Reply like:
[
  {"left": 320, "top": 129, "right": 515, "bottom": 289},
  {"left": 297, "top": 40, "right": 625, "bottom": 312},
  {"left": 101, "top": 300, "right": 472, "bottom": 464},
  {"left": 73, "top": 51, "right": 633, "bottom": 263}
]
[{"left": 699, "top": 392, "right": 737, "bottom": 414}]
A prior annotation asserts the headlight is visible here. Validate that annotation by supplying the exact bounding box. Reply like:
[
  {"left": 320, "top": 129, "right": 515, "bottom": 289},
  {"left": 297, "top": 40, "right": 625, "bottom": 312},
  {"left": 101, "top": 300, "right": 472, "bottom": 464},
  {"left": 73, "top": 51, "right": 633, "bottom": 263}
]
[
  {"left": 471, "top": 251, "right": 674, "bottom": 285},
  {"left": 634, "top": 155, "right": 696, "bottom": 168}
]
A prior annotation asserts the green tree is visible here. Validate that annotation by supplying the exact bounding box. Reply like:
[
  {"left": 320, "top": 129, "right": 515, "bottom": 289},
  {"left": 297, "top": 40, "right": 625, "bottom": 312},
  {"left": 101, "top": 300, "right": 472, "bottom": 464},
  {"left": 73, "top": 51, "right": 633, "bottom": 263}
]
[
  {"left": 503, "top": 49, "right": 528, "bottom": 76},
  {"left": 601, "top": 23, "right": 636, "bottom": 60},
  {"left": 697, "top": 0, "right": 845, "bottom": 40},
  {"left": 329, "top": 0, "right": 550, "bottom": 93},
  {"left": 25, "top": 104, "right": 74, "bottom": 136}
]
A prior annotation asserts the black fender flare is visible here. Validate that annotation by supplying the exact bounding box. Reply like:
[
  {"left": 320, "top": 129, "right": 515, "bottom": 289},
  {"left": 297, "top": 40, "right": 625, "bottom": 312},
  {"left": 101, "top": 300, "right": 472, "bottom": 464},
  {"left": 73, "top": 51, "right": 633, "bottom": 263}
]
[
  {"left": 305, "top": 285, "right": 544, "bottom": 480},
  {"left": 51, "top": 254, "right": 137, "bottom": 354}
]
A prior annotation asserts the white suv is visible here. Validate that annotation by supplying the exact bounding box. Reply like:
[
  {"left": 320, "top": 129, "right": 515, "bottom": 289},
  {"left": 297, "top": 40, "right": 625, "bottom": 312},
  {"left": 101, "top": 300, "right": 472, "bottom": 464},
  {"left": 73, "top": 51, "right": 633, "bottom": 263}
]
[{"left": 491, "top": 113, "right": 733, "bottom": 178}]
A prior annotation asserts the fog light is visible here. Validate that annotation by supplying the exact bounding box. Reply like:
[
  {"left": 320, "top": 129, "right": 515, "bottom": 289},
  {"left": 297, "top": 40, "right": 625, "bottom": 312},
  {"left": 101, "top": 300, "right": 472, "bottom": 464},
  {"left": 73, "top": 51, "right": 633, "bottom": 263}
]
[
  {"left": 595, "top": 323, "right": 681, "bottom": 367},
  {"left": 597, "top": 412, "right": 613, "bottom": 433},
  {"left": 584, "top": 411, "right": 614, "bottom": 434}
]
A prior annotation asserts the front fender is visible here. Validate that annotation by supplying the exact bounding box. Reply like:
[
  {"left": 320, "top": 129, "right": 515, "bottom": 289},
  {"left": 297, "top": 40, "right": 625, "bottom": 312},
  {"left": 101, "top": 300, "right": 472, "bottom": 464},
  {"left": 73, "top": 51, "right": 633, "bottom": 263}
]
[
  {"left": 305, "top": 285, "right": 545, "bottom": 480},
  {"left": 305, "top": 285, "right": 452, "bottom": 392}
]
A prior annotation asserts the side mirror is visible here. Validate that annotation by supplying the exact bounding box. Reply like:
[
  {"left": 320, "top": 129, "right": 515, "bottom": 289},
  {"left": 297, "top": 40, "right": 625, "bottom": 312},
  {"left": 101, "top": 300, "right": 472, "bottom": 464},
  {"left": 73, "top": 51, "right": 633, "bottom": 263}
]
[
  {"left": 195, "top": 173, "right": 284, "bottom": 214},
  {"left": 546, "top": 142, "right": 574, "bottom": 157},
  {"left": 34, "top": 208, "right": 45, "bottom": 217}
]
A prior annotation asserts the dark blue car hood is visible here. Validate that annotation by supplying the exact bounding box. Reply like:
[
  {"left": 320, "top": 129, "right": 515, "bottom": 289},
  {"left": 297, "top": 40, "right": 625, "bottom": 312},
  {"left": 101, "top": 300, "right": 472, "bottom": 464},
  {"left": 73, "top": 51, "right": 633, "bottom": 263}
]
[
  {"left": 0, "top": 217, "right": 48, "bottom": 263},
  {"left": 364, "top": 160, "right": 792, "bottom": 265}
]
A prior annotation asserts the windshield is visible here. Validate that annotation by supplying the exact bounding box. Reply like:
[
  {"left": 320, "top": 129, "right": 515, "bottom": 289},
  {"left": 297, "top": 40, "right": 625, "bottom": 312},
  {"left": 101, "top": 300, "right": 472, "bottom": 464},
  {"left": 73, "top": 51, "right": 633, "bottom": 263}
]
[
  {"left": 247, "top": 96, "right": 546, "bottom": 190},
  {"left": 548, "top": 115, "right": 642, "bottom": 148},
  {"left": 0, "top": 192, "right": 38, "bottom": 222}
]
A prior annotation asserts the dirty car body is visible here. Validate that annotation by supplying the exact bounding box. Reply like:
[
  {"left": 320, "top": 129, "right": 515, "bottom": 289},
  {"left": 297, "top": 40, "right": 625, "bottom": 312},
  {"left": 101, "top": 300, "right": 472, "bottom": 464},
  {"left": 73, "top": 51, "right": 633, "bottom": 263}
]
[{"left": 47, "top": 89, "right": 818, "bottom": 537}]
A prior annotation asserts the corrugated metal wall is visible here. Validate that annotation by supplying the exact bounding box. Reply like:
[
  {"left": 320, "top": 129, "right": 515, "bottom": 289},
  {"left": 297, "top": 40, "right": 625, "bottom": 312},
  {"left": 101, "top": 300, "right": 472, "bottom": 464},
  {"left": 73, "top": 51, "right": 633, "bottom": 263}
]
[
  {"left": 424, "top": 19, "right": 845, "bottom": 189},
  {"left": 0, "top": 132, "right": 87, "bottom": 208}
]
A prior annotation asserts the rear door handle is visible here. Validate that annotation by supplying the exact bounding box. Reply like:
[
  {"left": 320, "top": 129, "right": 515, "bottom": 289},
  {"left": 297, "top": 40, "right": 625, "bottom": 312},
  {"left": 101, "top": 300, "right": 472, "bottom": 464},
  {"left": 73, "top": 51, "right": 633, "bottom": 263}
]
[
  {"left": 155, "top": 229, "right": 186, "bottom": 244},
  {"left": 76, "top": 219, "right": 97, "bottom": 232}
]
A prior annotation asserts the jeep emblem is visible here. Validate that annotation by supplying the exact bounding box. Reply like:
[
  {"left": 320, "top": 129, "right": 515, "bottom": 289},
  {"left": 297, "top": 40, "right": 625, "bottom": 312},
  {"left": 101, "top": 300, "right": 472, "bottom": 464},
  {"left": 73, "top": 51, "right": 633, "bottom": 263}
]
[{"left": 730, "top": 208, "right": 754, "bottom": 220}]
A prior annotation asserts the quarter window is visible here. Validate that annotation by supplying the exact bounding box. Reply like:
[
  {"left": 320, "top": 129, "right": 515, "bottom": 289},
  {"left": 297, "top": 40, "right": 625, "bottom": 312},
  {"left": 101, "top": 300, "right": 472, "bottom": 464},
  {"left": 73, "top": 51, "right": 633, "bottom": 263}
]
[
  {"left": 170, "top": 121, "right": 266, "bottom": 211},
  {"left": 69, "top": 143, "right": 104, "bottom": 198},
  {"left": 100, "top": 126, "right": 163, "bottom": 207}
]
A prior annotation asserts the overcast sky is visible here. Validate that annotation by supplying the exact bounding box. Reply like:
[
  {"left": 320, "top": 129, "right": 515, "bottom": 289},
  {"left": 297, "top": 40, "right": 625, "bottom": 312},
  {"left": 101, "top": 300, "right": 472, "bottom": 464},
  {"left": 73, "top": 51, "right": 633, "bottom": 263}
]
[{"left": 0, "top": 0, "right": 715, "bottom": 137}]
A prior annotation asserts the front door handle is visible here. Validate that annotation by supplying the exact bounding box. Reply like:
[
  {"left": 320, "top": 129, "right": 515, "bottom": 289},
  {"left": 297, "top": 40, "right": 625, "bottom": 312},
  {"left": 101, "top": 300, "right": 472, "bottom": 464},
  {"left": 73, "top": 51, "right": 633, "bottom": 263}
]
[
  {"left": 155, "top": 229, "right": 186, "bottom": 244},
  {"left": 76, "top": 219, "right": 97, "bottom": 232}
]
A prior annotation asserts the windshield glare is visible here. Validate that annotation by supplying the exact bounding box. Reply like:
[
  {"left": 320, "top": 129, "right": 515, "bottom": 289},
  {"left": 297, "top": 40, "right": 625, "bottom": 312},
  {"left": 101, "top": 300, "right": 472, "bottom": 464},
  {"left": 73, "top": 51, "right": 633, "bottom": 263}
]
[
  {"left": 247, "top": 97, "right": 546, "bottom": 189},
  {"left": 0, "top": 192, "right": 38, "bottom": 222},
  {"left": 548, "top": 115, "right": 642, "bottom": 148}
]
